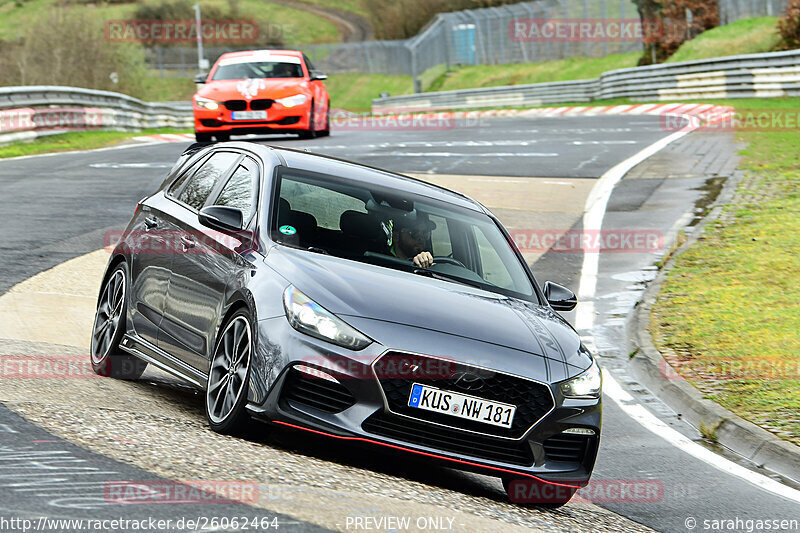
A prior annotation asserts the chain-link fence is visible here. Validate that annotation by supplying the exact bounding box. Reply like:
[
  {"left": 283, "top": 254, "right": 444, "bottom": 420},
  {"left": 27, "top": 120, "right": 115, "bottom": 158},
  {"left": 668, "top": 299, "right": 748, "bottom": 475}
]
[
  {"left": 718, "top": 0, "right": 788, "bottom": 24},
  {"left": 145, "top": 0, "right": 793, "bottom": 88}
]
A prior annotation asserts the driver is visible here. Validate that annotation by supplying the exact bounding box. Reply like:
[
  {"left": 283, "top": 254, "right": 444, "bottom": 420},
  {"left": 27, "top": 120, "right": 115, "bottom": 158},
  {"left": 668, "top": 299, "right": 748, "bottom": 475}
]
[{"left": 389, "top": 212, "right": 435, "bottom": 269}]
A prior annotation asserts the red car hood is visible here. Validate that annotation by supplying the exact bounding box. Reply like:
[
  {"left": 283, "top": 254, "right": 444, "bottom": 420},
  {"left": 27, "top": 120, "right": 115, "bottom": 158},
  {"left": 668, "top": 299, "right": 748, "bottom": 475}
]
[{"left": 197, "top": 79, "right": 309, "bottom": 101}]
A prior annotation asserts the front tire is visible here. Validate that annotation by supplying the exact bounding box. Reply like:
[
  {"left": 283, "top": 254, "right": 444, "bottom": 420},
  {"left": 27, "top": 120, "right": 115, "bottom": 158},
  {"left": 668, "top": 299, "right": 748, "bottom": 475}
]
[
  {"left": 205, "top": 309, "right": 253, "bottom": 434},
  {"left": 195, "top": 132, "right": 212, "bottom": 142},
  {"left": 90, "top": 263, "right": 147, "bottom": 380},
  {"left": 299, "top": 102, "right": 316, "bottom": 139}
]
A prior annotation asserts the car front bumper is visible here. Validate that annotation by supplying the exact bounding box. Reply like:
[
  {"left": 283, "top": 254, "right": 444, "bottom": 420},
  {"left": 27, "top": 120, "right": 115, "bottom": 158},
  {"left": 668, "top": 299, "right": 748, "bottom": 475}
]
[
  {"left": 246, "top": 316, "right": 601, "bottom": 488},
  {"left": 194, "top": 102, "right": 311, "bottom": 134}
]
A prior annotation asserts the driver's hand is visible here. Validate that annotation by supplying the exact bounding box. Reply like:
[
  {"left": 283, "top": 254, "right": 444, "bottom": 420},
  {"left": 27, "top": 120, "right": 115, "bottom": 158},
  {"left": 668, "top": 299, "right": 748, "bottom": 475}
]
[{"left": 413, "top": 251, "right": 434, "bottom": 269}]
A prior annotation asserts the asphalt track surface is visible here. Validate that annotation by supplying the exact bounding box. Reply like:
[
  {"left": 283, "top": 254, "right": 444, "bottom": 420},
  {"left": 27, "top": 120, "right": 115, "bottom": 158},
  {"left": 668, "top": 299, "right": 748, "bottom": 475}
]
[{"left": 1, "top": 115, "right": 799, "bottom": 532}]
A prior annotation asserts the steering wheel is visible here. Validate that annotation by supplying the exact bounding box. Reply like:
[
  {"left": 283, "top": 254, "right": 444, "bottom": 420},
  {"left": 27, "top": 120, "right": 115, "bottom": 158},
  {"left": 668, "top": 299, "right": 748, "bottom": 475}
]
[{"left": 433, "top": 256, "right": 467, "bottom": 268}]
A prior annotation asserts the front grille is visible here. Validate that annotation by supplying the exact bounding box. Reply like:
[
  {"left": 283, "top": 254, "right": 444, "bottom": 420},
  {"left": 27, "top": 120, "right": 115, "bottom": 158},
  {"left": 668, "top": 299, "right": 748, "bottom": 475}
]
[
  {"left": 224, "top": 100, "right": 247, "bottom": 111},
  {"left": 373, "top": 352, "right": 554, "bottom": 438},
  {"left": 281, "top": 368, "right": 356, "bottom": 414},
  {"left": 250, "top": 99, "right": 273, "bottom": 110},
  {"left": 363, "top": 411, "right": 534, "bottom": 466},
  {"left": 543, "top": 434, "right": 595, "bottom": 464},
  {"left": 200, "top": 119, "right": 221, "bottom": 127}
]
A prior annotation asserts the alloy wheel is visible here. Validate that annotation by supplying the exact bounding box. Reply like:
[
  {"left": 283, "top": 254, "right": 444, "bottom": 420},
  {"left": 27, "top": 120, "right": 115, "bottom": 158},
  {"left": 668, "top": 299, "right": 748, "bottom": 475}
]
[
  {"left": 91, "top": 268, "right": 125, "bottom": 363},
  {"left": 206, "top": 315, "right": 252, "bottom": 424}
]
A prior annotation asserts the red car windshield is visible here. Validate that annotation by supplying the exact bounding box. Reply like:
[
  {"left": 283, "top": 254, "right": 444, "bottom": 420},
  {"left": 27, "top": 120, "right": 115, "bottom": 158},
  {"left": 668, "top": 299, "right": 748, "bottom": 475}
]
[{"left": 212, "top": 61, "right": 303, "bottom": 80}]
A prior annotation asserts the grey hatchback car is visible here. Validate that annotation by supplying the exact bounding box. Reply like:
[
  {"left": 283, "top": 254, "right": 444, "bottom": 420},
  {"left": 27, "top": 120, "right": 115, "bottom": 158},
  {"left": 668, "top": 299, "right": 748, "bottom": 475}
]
[{"left": 90, "top": 141, "right": 601, "bottom": 506}]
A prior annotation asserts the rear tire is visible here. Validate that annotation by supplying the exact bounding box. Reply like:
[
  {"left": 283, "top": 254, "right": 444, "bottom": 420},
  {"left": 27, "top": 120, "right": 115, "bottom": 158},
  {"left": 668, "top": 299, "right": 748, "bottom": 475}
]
[
  {"left": 90, "top": 263, "right": 147, "bottom": 380},
  {"left": 502, "top": 477, "right": 576, "bottom": 509},
  {"left": 318, "top": 104, "right": 330, "bottom": 137},
  {"left": 205, "top": 309, "right": 253, "bottom": 435},
  {"left": 195, "top": 132, "right": 212, "bottom": 142}
]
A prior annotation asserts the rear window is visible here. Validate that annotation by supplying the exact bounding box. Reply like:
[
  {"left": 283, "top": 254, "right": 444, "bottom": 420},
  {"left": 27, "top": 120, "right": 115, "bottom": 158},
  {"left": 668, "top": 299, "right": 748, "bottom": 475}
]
[{"left": 172, "top": 152, "right": 240, "bottom": 210}]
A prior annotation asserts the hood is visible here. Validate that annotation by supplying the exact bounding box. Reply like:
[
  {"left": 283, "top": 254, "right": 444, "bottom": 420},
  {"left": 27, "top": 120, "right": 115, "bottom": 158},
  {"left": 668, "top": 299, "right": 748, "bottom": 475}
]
[
  {"left": 197, "top": 79, "right": 309, "bottom": 100},
  {"left": 266, "top": 247, "right": 590, "bottom": 371}
]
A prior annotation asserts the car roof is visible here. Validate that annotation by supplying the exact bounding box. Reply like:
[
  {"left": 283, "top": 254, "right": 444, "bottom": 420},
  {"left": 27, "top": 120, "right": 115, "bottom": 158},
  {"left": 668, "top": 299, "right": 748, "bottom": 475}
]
[
  {"left": 217, "top": 50, "right": 304, "bottom": 61},
  {"left": 204, "top": 142, "right": 485, "bottom": 213}
]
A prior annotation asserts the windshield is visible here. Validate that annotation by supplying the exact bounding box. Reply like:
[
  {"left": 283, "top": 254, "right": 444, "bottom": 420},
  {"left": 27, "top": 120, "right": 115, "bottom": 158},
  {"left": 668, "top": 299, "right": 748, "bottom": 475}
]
[
  {"left": 270, "top": 169, "right": 537, "bottom": 302},
  {"left": 212, "top": 60, "right": 304, "bottom": 80}
]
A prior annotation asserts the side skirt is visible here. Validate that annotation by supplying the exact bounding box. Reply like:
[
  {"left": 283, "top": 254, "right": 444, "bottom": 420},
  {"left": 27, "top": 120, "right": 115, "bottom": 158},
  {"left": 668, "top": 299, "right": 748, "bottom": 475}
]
[{"left": 120, "top": 334, "right": 208, "bottom": 388}]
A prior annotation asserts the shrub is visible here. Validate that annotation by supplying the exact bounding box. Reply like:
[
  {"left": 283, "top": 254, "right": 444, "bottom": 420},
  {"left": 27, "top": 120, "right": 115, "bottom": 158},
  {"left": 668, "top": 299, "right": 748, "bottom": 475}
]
[
  {"left": 777, "top": 0, "right": 800, "bottom": 50},
  {"left": 636, "top": 0, "right": 719, "bottom": 65},
  {"left": 0, "top": 8, "right": 150, "bottom": 99}
]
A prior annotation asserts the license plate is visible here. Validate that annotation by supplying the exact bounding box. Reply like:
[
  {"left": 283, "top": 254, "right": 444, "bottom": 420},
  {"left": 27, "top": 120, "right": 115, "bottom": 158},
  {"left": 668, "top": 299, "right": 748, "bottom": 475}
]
[
  {"left": 407, "top": 383, "right": 516, "bottom": 428},
  {"left": 231, "top": 111, "right": 267, "bottom": 120}
]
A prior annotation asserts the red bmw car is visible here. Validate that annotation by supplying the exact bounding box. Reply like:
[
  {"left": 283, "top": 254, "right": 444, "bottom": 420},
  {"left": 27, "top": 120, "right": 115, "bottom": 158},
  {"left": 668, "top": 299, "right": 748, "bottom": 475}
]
[{"left": 193, "top": 49, "right": 330, "bottom": 142}]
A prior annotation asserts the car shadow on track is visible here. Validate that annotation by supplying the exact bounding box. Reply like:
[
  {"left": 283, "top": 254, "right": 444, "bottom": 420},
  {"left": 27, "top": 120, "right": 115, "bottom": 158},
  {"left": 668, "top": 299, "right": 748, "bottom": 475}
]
[{"left": 132, "top": 372, "right": 531, "bottom": 509}]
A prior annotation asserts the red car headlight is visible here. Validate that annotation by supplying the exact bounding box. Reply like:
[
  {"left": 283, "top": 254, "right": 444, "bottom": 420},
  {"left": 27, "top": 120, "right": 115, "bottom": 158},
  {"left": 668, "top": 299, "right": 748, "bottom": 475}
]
[
  {"left": 195, "top": 96, "right": 220, "bottom": 110},
  {"left": 275, "top": 94, "right": 308, "bottom": 108}
]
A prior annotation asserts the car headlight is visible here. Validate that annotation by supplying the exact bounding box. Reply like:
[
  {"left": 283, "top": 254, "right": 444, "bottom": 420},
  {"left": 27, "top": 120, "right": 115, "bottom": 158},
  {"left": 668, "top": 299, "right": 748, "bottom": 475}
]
[
  {"left": 275, "top": 94, "right": 308, "bottom": 108},
  {"left": 560, "top": 359, "right": 602, "bottom": 398},
  {"left": 195, "top": 96, "right": 219, "bottom": 110},
  {"left": 283, "top": 285, "right": 371, "bottom": 350}
]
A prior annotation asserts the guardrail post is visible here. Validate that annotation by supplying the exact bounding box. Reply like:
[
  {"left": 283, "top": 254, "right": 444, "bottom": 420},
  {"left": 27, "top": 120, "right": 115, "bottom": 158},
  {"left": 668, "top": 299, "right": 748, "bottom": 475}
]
[{"left": 410, "top": 44, "right": 421, "bottom": 94}]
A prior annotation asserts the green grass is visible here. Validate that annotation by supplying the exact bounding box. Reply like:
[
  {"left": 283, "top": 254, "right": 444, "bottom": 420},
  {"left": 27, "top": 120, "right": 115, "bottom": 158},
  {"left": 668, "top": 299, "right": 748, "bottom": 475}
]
[
  {"left": 0, "top": 128, "right": 189, "bottom": 159},
  {"left": 140, "top": 75, "right": 196, "bottom": 102},
  {"left": 288, "top": 0, "right": 367, "bottom": 18},
  {"left": 416, "top": 17, "right": 782, "bottom": 94},
  {"left": 326, "top": 73, "right": 414, "bottom": 112},
  {"left": 426, "top": 53, "right": 640, "bottom": 93},
  {"left": 0, "top": 0, "right": 340, "bottom": 44},
  {"left": 651, "top": 97, "right": 800, "bottom": 446},
  {"left": 666, "top": 17, "right": 781, "bottom": 63}
]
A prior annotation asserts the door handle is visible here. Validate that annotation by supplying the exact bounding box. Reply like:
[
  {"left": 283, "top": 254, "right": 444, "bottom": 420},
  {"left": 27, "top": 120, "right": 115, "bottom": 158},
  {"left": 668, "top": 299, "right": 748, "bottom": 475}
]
[
  {"left": 180, "top": 236, "right": 196, "bottom": 249},
  {"left": 144, "top": 216, "right": 158, "bottom": 230}
]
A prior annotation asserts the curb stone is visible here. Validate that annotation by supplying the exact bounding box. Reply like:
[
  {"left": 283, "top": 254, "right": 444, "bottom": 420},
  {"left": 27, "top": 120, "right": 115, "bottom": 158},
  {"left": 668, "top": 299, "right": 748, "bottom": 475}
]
[{"left": 628, "top": 168, "right": 800, "bottom": 485}]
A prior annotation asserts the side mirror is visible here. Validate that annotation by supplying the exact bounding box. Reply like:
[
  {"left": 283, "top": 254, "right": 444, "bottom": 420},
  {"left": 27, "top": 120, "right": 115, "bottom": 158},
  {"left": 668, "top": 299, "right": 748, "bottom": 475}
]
[
  {"left": 194, "top": 73, "right": 208, "bottom": 84},
  {"left": 310, "top": 71, "right": 328, "bottom": 81},
  {"left": 199, "top": 206, "right": 244, "bottom": 232},
  {"left": 543, "top": 281, "right": 577, "bottom": 311}
]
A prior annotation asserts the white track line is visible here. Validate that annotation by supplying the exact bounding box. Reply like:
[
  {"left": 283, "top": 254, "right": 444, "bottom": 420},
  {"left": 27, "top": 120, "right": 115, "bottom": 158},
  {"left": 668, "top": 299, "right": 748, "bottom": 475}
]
[
  {"left": 603, "top": 370, "right": 800, "bottom": 504},
  {"left": 575, "top": 114, "right": 700, "bottom": 331},
  {"left": 0, "top": 139, "right": 176, "bottom": 163},
  {"left": 577, "top": 114, "right": 800, "bottom": 503}
]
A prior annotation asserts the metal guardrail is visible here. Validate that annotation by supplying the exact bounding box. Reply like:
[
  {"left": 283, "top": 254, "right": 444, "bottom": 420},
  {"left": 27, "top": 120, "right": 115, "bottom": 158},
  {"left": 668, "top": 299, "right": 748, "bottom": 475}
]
[
  {"left": 0, "top": 86, "right": 193, "bottom": 145},
  {"left": 373, "top": 50, "right": 800, "bottom": 113}
]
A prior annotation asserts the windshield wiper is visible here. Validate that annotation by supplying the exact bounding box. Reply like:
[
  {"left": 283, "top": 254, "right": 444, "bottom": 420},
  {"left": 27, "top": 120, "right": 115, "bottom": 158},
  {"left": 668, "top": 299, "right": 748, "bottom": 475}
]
[
  {"left": 413, "top": 269, "right": 483, "bottom": 289},
  {"left": 307, "top": 246, "right": 329, "bottom": 255}
]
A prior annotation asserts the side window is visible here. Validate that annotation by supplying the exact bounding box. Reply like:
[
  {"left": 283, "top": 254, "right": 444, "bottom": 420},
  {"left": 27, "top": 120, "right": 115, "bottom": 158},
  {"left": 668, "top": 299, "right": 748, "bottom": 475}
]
[
  {"left": 212, "top": 160, "right": 258, "bottom": 222},
  {"left": 303, "top": 54, "right": 315, "bottom": 74},
  {"left": 473, "top": 226, "right": 515, "bottom": 290},
  {"left": 428, "top": 214, "right": 451, "bottom": 257},
  {"left": 175, "top": 152, "right": 240, "bottom": 210},
  {"left": 167, "top": 155, "right": 207, "bottom": 196},
  {"left": 280, "top": 179, "right": 364, "bottom": 230}
]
